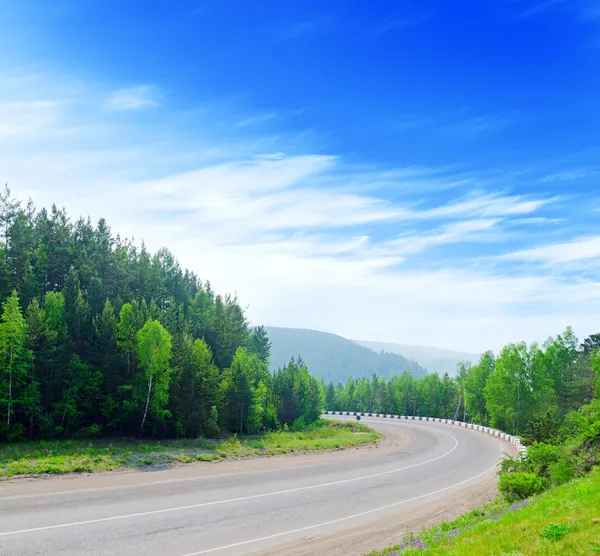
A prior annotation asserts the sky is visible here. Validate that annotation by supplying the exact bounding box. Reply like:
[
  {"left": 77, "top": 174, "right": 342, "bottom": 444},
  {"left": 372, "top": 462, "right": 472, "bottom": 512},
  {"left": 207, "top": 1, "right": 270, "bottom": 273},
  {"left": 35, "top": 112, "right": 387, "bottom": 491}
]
[{"left": 1, "top": 0, "right": 600, "bottom": 353}]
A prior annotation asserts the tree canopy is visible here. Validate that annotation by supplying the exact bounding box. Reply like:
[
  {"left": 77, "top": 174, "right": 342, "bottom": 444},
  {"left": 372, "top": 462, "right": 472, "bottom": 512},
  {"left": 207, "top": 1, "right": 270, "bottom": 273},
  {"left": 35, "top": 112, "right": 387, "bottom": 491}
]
[{"left": 0, "top": 187, "right": 324, "bottom": 440}]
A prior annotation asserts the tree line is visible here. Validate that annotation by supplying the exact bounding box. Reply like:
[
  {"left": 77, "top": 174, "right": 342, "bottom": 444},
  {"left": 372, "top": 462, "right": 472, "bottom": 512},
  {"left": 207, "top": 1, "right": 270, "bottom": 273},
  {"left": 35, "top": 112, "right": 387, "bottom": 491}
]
[
  {"left": 326, "top": 326, "right": 598, "bottom": 438},
  {"left": 0, "top": 187, "right": 323, "bottom": 441}
]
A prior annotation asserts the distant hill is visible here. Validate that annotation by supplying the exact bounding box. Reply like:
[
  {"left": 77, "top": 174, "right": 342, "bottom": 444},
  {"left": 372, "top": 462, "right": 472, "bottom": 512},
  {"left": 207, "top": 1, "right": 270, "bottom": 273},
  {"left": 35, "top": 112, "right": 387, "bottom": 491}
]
[
  {"left": 355, "top": 340, "right": 480, "bottom": 377},
  {"left": 265, "top": 327, "right": 427, "bottom": 384}
]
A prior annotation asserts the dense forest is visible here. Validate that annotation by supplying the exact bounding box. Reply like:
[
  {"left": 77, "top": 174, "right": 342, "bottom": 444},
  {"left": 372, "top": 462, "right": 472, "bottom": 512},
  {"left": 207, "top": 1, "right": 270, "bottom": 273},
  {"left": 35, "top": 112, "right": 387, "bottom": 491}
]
[
  {"left": 266, "top": 326, "right": 426, "bottom": 383},
  {"left": 0, "top": 187, "right": 323, "bottom": 441},
  {"left": 326, "top": 326, "right": 598, "bottom": 438}
]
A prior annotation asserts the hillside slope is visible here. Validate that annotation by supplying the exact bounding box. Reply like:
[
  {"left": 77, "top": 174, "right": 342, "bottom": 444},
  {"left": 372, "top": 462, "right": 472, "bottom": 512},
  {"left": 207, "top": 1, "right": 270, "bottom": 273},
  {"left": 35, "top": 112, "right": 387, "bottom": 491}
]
[
  {"left": 356, "top": 340, "right": 480, "bottom": 377},
  {"left": 266, "top": 326, "right": 426, "bottom": 383},
  {"left": 371, "top": 468, "right": 600, "bottom": 555}
]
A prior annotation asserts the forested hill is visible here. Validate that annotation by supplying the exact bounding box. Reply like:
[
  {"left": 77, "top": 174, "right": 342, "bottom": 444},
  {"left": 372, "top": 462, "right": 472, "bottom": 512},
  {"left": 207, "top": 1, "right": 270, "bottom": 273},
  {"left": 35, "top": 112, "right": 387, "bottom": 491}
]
[
  {"left": 0, "top": 188, "right": 324, "bottom": 441},
  {"left": 356, "top": 340, "right": 480, "bottom": 377},
  {"left": 265, "top": 326, "right": 427, "bottom": 383}
]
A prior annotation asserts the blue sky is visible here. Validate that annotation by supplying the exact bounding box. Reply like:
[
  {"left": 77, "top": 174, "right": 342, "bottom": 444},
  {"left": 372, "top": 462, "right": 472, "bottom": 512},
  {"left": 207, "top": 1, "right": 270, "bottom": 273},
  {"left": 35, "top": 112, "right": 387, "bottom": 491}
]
[{"left": 1, "top": 0, "right": 600, "bottom": 352}]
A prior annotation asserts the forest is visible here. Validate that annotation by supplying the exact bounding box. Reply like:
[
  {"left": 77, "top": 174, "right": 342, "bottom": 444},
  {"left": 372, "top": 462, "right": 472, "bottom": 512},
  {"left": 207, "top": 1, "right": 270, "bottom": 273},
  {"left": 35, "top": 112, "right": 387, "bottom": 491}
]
[
  {"left": 0, "top": 187, "right": 323, "bottom": 441},
  {"left": 327, "top": 327, "right": 600, "bottom": 502},
  {"left": 326, "top": 326, "right": 598, "bottom": 439}
]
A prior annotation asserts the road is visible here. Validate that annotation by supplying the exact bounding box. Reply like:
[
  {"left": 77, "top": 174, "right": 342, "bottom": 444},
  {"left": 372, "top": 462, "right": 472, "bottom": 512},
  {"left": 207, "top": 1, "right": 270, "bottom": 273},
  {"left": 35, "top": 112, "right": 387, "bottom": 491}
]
[{"left": 0, "top": 417, "right": 512, "bottom": 556}]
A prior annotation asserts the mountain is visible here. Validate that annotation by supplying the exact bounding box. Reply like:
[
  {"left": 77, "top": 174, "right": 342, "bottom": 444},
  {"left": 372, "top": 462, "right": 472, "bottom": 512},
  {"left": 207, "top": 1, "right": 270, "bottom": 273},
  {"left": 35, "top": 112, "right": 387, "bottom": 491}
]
[
  {"left": 265, "top": 326, "right": 427, "bottom": 383},
  {"left": 355, "top": 340, "right": 480, "bottom": 377}
]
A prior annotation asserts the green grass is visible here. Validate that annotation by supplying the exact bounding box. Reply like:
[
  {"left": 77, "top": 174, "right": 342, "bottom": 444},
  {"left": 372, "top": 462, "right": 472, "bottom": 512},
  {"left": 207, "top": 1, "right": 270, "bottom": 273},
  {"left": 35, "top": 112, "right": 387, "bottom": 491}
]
[
  {"left": 0, "top": 420, "right": 380, "bottom": 478},
  {"left": 368, "top": 467, "right": 600, "bottom": 555}
]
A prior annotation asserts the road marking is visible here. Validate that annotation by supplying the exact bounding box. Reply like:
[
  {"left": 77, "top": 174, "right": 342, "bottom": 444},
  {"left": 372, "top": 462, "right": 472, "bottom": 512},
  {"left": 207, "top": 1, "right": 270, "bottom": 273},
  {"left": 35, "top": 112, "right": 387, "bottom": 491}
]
[
  {"left": 181, "top": 459, "right": 501, "bottom": 555},
  {"left": 0, "top": 426, "right": 459, "bottom": 537}
]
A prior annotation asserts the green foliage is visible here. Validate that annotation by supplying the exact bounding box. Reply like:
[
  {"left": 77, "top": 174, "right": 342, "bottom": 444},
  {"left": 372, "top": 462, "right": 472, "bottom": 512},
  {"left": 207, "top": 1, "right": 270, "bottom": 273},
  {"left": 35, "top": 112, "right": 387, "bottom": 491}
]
[
  {"left": 0, "top": 291, "right": 33, "bottom": 440},
  {"left": 498, "top": 472, "right": 544, "bottom": 502},
  {"left": 0, "top": 420, "right": 379, "bottom": 477},
  {"left": 372, "top": 469, "right": 600, "bottom": 556},
  {"left": 540, "top": 523, "right": 570, "bottom": 541},
  {"left": 0, "top": 195, "right": 330, "bottom": 441},
  {"left": 135, "top": 320, "right": 172, "bottom": 434},
  {"left": 548, "top": 460, "right": 575, "bottom": 485}
]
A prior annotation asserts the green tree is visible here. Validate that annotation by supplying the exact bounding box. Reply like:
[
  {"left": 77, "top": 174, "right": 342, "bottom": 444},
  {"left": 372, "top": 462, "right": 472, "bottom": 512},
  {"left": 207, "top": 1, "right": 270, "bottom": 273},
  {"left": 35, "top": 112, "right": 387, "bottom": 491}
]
[
  {"left": 172, "top": 335, "right": 220, "bottom": 437},
  {"left": 117, "top": 303, "right": 138, "bottom": 382},
  {"left": 0, "top": 291, "right": 33, "bottom": 439},
  {"left": 465, "top": 351, "right": 495, "bottom": 424},
  {"left": 485, "top": 342, "right": 556, "bottom": 435},
  {"left": 135, "top": 320, "right": 172, "bottom": 435}
]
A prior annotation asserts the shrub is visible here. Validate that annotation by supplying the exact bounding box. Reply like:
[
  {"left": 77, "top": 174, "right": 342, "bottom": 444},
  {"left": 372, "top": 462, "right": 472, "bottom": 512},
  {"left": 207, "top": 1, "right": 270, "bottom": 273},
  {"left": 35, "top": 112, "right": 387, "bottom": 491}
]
[
  {"left": 527, "top": 443, "right": 563, "bottom": 476},
  {"left": 205, "top": 406, "right": 220, "bottom": 439},
  {"left": 290, "top": 416, "right": 307, "bottom": 431},
  {"left": 548, "top": 459, "right": 575, "bottom": 485},
  {"left": 540, "top": 523, "right": 569, "bottom": 541},
  {"left": 521, "top": 411, "right": 559, "bottom": 445},
  {"left": 499, "top": 472, "right": 544, "bottom": 502}
]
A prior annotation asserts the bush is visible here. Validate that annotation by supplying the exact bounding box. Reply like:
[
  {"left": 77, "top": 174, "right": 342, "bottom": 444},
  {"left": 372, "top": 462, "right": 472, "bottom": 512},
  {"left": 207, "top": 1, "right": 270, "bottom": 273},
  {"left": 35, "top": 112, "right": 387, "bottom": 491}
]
[
  {"left": 521, "top": 411, "right": 559, "bottom": 445},
  {"left": 205, "top": 406, "right": 220, "bottom": 439},
  {"left": 549, "top": 460, "right": 575, "bottom": 485},
  {"left": 290, "top": 416, "right": 307, "bottom": 431},
  {"left": 527, "top": 443, "right": 563, "bottom": 476},
  {"left": 499, "top": 472, "right": 544, "bottom": 502},
  {"left": 540, "top": 523, "right": 570, "bottom": 541}
]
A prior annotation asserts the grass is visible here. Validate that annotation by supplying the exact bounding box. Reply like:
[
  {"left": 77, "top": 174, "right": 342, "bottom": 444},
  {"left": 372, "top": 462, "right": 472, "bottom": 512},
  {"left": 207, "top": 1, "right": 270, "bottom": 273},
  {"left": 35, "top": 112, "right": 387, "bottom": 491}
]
[
  {"left": 367, "top": 467, "right": 600, "bottom": 555},
  {"left": 0, "top": 420, "right": 380, "bottom": 478}
]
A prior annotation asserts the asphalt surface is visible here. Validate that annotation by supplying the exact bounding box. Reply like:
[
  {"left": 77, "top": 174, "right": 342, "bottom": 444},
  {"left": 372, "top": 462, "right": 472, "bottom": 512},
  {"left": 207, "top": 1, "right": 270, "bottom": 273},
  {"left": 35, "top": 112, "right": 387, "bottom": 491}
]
[{"left": 0, "top": 417, "right": 509, "bottom": 556}]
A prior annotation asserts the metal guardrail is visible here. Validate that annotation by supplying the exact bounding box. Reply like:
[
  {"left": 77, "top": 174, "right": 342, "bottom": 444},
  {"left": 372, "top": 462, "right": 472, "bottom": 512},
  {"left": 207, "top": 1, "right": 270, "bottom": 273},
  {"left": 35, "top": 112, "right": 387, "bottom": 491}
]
[{"left": 323, "top": 410, "right": 527, "bottom": 456}]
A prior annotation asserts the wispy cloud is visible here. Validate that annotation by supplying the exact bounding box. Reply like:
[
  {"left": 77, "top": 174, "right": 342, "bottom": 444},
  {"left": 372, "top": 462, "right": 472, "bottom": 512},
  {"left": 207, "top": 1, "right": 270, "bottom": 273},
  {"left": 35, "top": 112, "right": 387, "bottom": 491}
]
[
  {"left": 445, "top": 114, "right": 514, "bottom": 138},
  {"left": 275, "top": 18, "right": 327, "bottom": 41},
  {"left": 516, "top": 0, "right": 600, "bottom": 22},
  {"left": 104, "top": 85, "right": 162, "bottom": 111},
  {"left": 0, "top": 100, "right": 62, "bottom": 139},
  {"left": 502, "top": 236, "right": 600, "bottom": 264},
  {"left": 3, "top": 69, "right": 598, "bottom": 352},
  {"left": 375, "top": 14, "right": 432, "bottom": 35},
  {"left": 540, "top": 168, "right": 598, "bottom": 182},
  {"left": 386, "top": 219, "right": 501, "bottom": 256},
  {"left": 235, "top": 113, "right": 277, "bottom": 128},
  {"left": 517, "top": 0, "right": 568, "bottom": 18}
]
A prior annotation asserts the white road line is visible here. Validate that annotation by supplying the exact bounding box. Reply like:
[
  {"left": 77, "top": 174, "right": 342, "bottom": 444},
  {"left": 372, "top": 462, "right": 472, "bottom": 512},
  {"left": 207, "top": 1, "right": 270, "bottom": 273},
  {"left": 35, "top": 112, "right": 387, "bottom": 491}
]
[
  {"left": 181, "top": 458, "right": 501, "bottom": 556},
  {"left": 0, "top": 428, "right": 459, "bottom": 537}
]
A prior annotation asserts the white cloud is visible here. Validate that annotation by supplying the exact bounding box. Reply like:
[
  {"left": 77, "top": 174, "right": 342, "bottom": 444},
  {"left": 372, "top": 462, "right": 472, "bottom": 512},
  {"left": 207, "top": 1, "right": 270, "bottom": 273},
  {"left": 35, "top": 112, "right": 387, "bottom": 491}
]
[
  {"left": 387, "top": 219, "right": 500, "bottom": 255},
  {"left": 3, "top": 70, "right": 597, "bottom": 354},
  {"left": 235, "top": 113, "right": 277, "bottom": 128},
  {"left": 0, "top": 100, "right": 62, "bottom": 139},
  {"left": 446, "top": 114, "right": 514, "bottom": 138},
  {"left": 104, "top": 85, "right": 161, "bottom": 111},
  {"left": 503, "top": 236, "right": 600, "bottom": 264}
]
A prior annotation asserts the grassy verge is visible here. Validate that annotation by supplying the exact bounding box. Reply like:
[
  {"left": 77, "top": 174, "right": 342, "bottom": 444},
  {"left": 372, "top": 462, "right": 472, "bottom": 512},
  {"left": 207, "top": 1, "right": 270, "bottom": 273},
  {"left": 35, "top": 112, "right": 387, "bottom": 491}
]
[
  {"left": 0, "top": 420, "right": 380, "bottom": 478},
  {"left": 368, "top": 467, "right": 600, "bottom": 555}
]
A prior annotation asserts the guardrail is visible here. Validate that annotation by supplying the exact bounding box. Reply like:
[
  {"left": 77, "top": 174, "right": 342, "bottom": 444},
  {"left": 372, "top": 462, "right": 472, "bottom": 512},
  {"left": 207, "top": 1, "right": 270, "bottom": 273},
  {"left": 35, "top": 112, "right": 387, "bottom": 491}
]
[{"left": 323, "top": 410, "right": 527, "bottom": 457}]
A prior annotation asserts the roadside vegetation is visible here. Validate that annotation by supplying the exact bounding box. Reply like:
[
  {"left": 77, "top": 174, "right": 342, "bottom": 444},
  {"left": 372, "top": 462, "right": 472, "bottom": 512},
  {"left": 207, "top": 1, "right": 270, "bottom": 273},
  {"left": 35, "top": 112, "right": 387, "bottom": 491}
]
[
  {"left": 0, "top": 420, "right": 380, "bottom": 478},
  {"left": 366, "top": 333, "right": 600, "bottom": 554},
  {"left": 367, "top": 468, "right": 600, "bottom": 555}
]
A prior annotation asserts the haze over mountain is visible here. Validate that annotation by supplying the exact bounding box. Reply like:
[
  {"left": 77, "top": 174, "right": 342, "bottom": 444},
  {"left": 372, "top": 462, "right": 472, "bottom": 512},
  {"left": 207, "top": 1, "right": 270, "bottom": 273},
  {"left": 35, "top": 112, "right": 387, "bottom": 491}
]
[
  {"left": 356, "top": 340, "right": 480, "bottom": 377},
  {"left": 265, "top": 326, "right": 426, "bottom": 384}
]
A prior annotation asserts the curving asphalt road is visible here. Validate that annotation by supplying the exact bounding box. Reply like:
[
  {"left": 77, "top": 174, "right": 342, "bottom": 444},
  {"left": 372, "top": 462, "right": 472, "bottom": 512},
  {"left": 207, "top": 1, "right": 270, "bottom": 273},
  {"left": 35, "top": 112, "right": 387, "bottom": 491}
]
[{"left": 0, "top": 417, "right": 512, "bottom": 556}]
